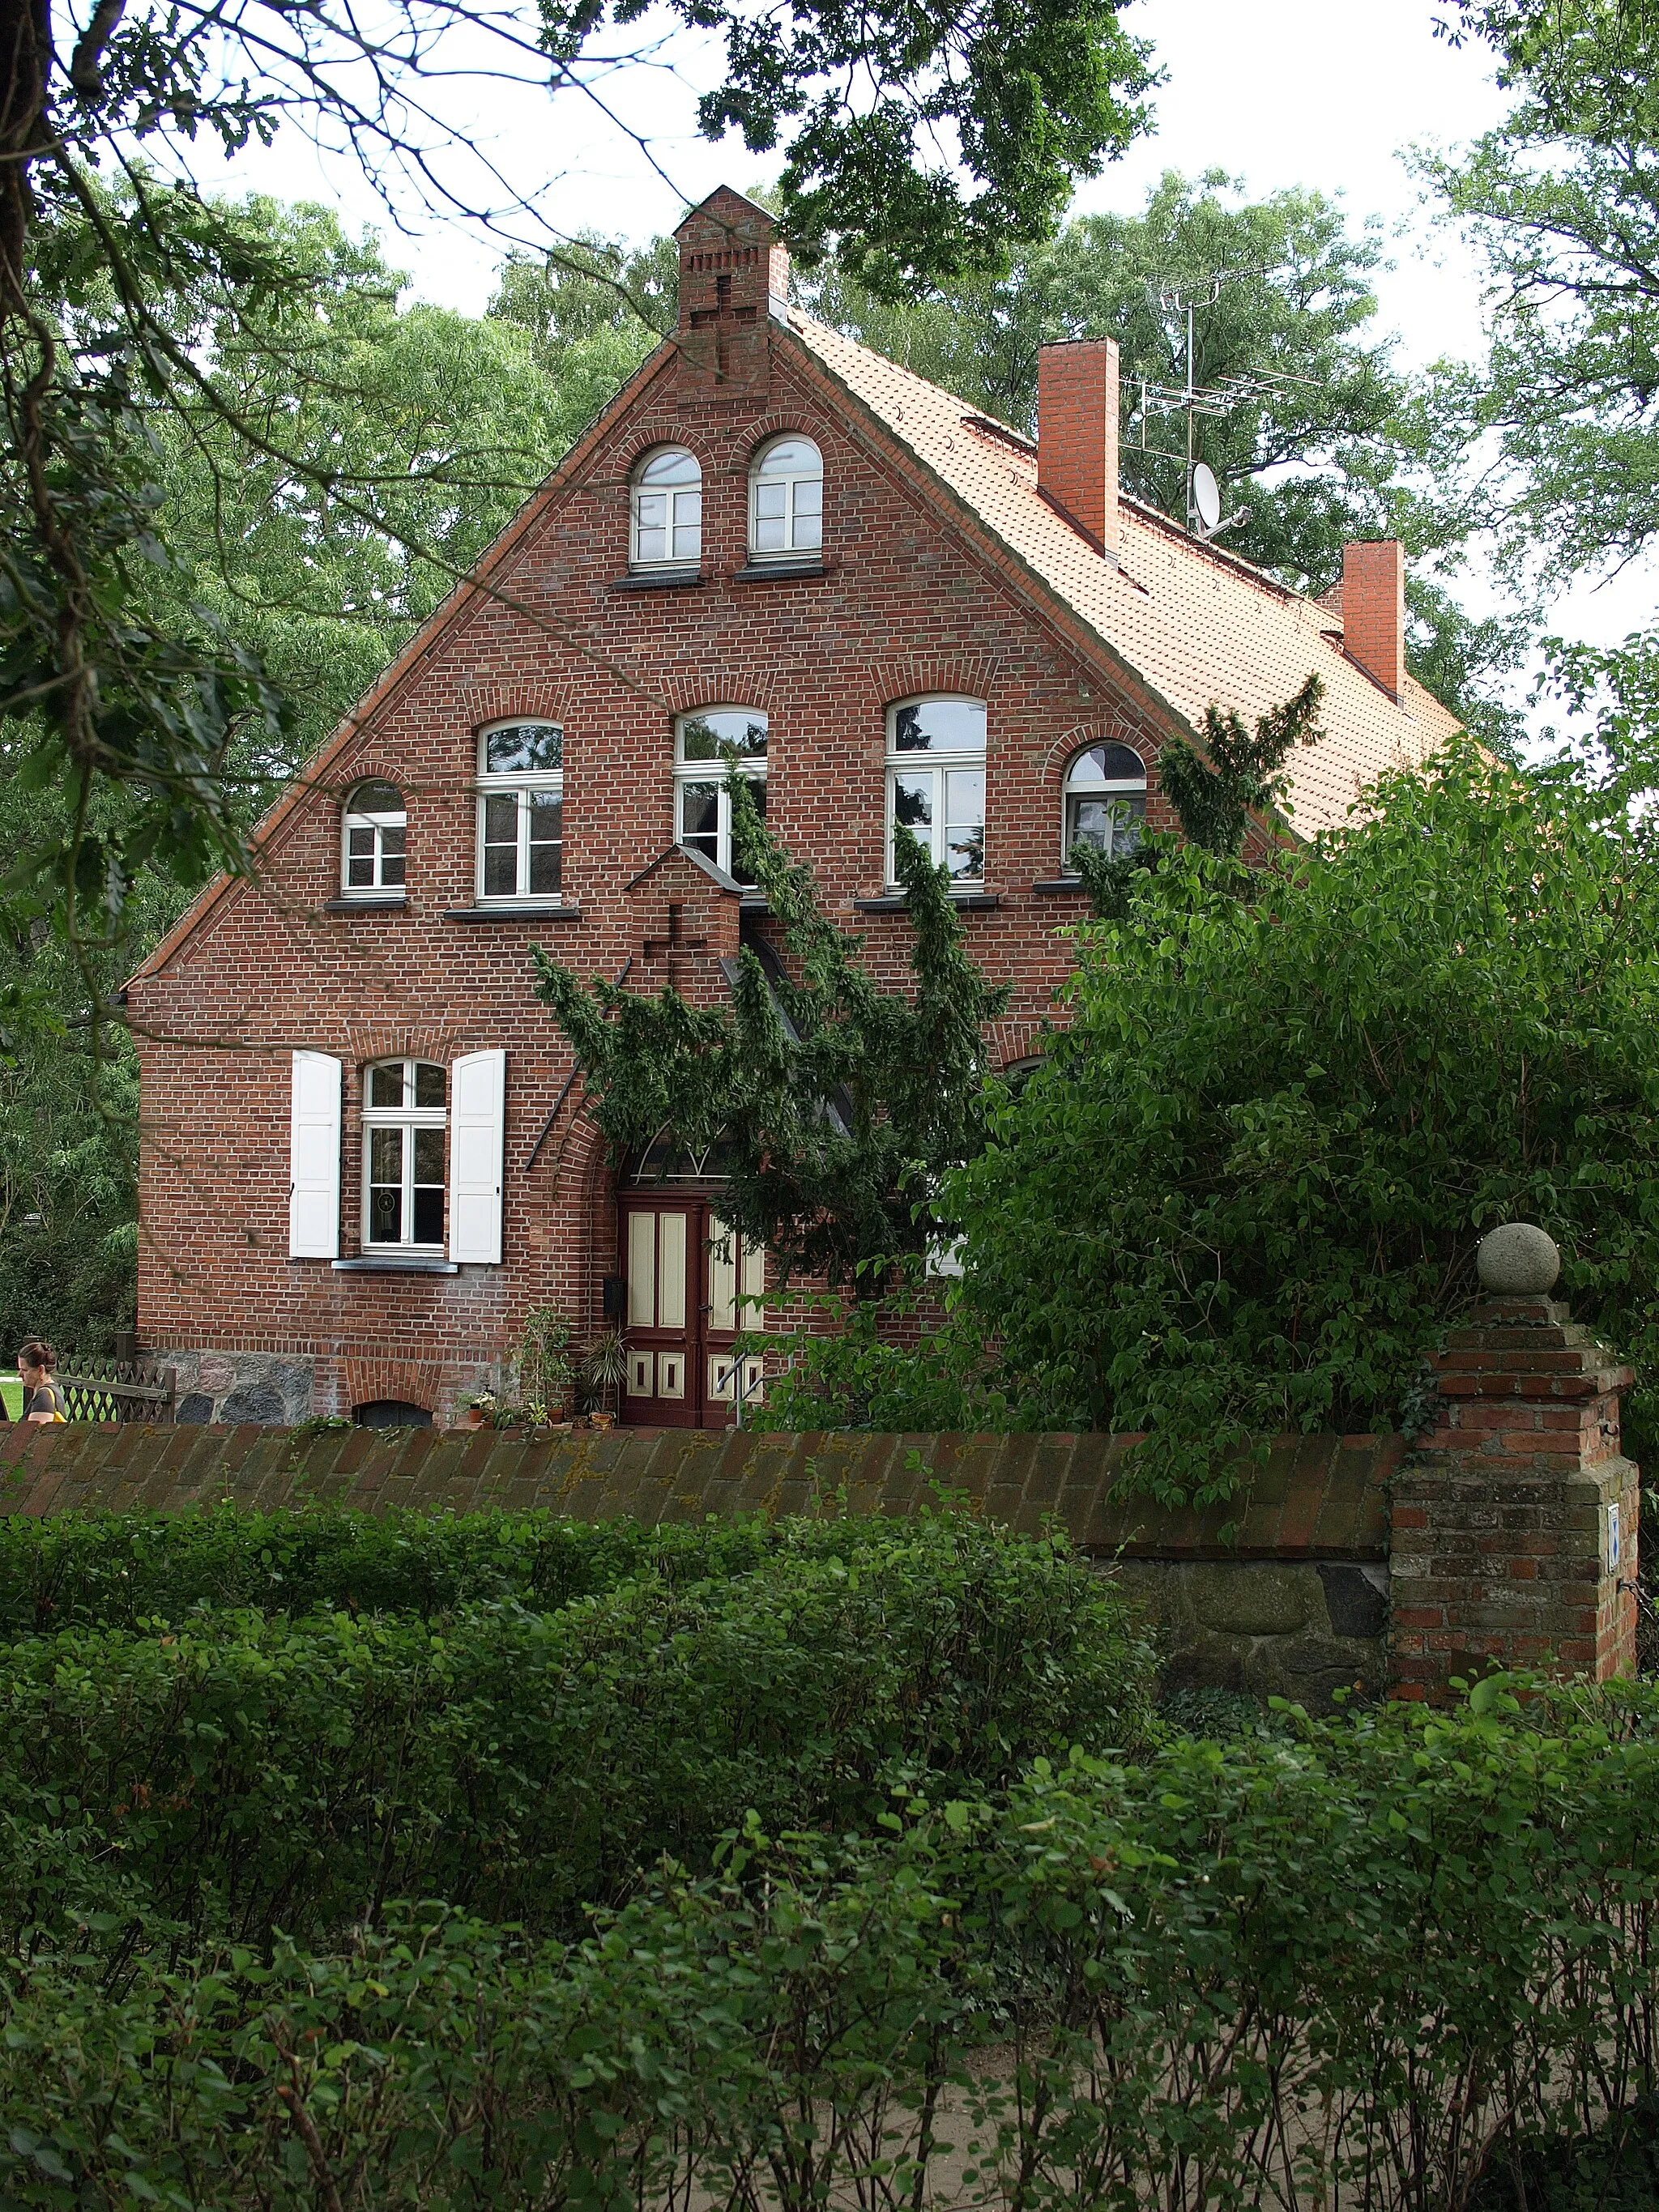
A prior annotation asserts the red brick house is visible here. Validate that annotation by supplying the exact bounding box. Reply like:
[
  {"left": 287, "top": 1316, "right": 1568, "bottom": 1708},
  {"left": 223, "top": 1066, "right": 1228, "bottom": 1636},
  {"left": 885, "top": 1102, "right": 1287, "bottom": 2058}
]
[{"left": 127, "top": 186, "right": 1458, "bottom": 1430}]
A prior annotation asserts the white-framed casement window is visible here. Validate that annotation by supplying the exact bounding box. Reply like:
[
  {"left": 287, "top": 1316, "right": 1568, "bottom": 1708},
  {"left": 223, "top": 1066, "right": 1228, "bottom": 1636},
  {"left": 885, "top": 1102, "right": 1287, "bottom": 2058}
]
[
  {"left": 1063, "top": 743, "right": 1146, "bottom": 867},
  {"left": 363, "top": 1059, "right": 447, "bottom": 1250},
  {"left": 476, "top": 722, "right": 563, "bottom": 902},
  {"left": 631, "top": 446, "right": 702, "bottom": 569},
  {"left": 341, "top": 780, "right": 406, "bottom": 895},
  {"left": 886, "top": 697, "right": 987, "bottom": 888},
  {"left": 676, "top": 709, "right": 768, "bottom": 884},
  {"left": 748, "top": 437, "right": 822, "bottom": 560}
]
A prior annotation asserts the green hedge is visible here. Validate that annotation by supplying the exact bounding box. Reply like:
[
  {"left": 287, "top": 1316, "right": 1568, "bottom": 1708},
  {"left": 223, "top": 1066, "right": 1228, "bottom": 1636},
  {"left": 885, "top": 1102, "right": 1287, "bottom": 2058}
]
[
  {"left": 0, "top": 1502, "right": 829, "bottom": 1633},
  {"left": 6, "top": 1679, "right": 1659, "bottom": 2211},
  {"left": 0, "top": 1511, "right": 1155, "bottom": 1950}
]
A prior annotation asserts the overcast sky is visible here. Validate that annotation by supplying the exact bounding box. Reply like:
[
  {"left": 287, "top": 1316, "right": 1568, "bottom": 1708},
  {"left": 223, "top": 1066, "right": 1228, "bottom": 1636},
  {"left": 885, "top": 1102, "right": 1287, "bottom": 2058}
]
[{"left": 208, "top": 0, "right": 1657, "bottom": 660}]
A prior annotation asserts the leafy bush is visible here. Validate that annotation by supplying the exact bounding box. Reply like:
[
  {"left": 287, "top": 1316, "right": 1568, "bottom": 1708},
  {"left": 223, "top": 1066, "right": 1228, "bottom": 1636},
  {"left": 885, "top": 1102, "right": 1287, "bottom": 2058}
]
[
  {"left": 7, "top": 1675, "right": 1659, "bottom": 2212},
  {"left": 948, "top": 748, "right": 1659, "bottom": 1495},
  {"left": 0, "top": 1511, "right": 1155, "bottom": 1950}
]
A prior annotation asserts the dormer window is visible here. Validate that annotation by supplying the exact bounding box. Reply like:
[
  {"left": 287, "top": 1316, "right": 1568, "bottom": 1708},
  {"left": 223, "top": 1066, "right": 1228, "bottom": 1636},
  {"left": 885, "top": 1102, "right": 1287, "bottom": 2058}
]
[
  {"left": 749, "top": 437, "right": 822, "bottom": 560},
  {"left": 631, "top": 447, "right": 702, "bottom": 569},
  {"left": 341, "top": 781, "right": 406, "bottom": 897},
  {"left": 1064, "top": 743, "right": 1146, "bottom": 867},
  {"left": 886, "top": 697, "right": 986, "bottom": 888},
  {"left": 476, "top": 722, "right": 563, "bottom": 902},
  {"left": 676, "top": 709, "right": 767, "bottom": 883}
]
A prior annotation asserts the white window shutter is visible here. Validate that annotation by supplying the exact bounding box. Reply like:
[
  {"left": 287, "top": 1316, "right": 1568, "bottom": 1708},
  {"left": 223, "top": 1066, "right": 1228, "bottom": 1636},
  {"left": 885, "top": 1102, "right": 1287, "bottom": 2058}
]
[
  {"left": 450, "top": 1050, "right": 505, "bottom": 1264},
  {"left": 288, "top": 1052, "right": 343, "bottom": 1259}
]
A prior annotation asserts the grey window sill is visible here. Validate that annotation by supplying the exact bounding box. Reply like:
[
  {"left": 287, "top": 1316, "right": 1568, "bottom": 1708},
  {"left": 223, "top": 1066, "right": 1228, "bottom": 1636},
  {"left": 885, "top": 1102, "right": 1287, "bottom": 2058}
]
[
  {"left": 612, "top": 569, "right": 704, "bottom": 591},
  {"left": 331, "top": 1255, "right": 460, "bottom": 1274},
  {"left": 1032, "top": 878, "right": 1091, "bottom": 895},
  {"left": 443, "top": 904, "right": 582, "bottom": 922},
  {"left": 854, "top": 893, "right": 1000, "bottom": 913},
  {"left": 731, "top": 560, "right": 826, "bottom": 582},
  {"left": 326, "top": 894, "right": 407, "bottom": 913}
]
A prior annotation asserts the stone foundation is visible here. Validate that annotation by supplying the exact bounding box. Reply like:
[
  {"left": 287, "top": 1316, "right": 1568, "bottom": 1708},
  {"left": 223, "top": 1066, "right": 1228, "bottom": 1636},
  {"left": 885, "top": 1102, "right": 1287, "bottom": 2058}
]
[
  {"left": 1116, "top": 1558, "right": 1389, "bottom": 1707},
  {"left": 162, "top": 1349, "right": 316, "bottom": 1426}
]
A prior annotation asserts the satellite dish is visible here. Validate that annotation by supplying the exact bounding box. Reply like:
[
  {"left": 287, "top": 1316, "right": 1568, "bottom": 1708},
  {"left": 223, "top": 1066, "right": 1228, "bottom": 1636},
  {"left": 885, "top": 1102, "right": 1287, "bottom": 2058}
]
[{"left": 1192, "top": 462, "right": 1222, "bottom": 534}]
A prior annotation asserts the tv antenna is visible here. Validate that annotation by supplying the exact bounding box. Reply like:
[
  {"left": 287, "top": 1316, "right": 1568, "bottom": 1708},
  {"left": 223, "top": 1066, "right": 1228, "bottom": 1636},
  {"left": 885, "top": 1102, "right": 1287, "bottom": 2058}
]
[{"left": 1130, "top": 267, "right": 1322, "bottom": 540}]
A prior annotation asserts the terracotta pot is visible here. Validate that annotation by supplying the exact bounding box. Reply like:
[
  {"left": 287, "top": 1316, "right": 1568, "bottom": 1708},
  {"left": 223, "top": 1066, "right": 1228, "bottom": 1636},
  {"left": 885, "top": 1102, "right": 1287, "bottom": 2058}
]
[
  {"left": 591, "top": 1410, "right": 616, "bottom": 1432},
  {"left": 461, "top": 1404, "right": 488, "bottom": 1430}
]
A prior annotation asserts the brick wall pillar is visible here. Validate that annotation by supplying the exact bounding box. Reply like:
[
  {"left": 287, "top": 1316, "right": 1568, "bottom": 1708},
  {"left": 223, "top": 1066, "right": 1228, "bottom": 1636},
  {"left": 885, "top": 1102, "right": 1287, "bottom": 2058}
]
[{"left": 1389, "top": 1224, "right": 1639, "bottom": 1701}]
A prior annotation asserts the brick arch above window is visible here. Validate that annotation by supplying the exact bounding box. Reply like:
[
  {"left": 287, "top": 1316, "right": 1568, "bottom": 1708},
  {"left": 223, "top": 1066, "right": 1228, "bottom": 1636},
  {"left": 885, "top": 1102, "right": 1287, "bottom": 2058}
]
[
  {"left": 609, "top": 421, "right": 715, "bottom": 481},
  {"left": 866, "top": 653, "right": 1004, "bottom": 713},
  {"left": 458, "top": 685, "right": 572, "bottom": 733},
  {"left": 326, "top": 757, "right": 408, "bottom": 799},
  {"left": 1037, "top": 720, "right": 1153, "bottom": 781},
  {"left": 338, "top": 1025, "right": 483, "bottom": 1068},
  {"left": 656, "top": 669, "right": 782, "bottom": 719}
]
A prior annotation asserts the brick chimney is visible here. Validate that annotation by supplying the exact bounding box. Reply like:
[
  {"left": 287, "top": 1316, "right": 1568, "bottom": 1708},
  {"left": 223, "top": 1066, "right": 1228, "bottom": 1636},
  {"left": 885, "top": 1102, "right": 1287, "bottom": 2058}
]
[
  {"left": 675, "top": 186, "right": 791, "bottom": 394},
  {"left": 1341, "top": 539, "right": 1407, "bottom": 699},
  {"left": 1037, "top": 339, "right": 1120, "bottom": 563}
]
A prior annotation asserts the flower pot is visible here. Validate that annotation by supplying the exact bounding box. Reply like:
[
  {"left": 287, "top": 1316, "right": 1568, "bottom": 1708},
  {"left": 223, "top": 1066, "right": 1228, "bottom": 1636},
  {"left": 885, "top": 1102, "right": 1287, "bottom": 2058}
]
[
  {"left": 461, "top": 1404, "right": 488, "bottom": 1430},
  {"left": 590, "top": 1411, "right": 616, "bottom": 1432}
]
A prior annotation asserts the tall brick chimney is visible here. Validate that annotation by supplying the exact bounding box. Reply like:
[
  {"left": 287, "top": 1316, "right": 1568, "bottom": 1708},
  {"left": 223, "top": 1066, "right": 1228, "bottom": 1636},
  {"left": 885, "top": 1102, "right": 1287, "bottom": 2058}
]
[
  {"left": 675, "top": 186, "right": 791, "bottom": 394},
  {"left": 1037, "top": 339, "right": 1120, "bottom": 563},
  {"left": 1341, "top": 539, "right": 1407, "bottom": 699}
]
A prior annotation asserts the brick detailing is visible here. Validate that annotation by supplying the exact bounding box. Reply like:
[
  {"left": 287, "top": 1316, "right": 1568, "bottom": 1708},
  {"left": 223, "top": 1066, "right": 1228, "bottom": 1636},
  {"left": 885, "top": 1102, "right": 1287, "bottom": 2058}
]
[
  {"left": 0, "top": 1423, "right": 1395, "bottom": 1558},
  {"left": 1341, "top": 540, "right": 1405, "bottom": 699},
  {"left": 1388, "top": 1294, "right": 1640, "bottom": 1700},
  {"left": 1036, "top": 340, "right": 1121, "bottom": 560},
  {"left": 675, "top": 187, "right": 791, "bottom": 395}
]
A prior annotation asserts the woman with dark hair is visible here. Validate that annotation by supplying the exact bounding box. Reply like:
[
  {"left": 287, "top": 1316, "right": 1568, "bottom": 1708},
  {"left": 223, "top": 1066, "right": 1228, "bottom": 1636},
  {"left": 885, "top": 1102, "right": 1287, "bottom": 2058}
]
[{"left": 16, "top": 1341, "right": 66, "bottom": 1422}]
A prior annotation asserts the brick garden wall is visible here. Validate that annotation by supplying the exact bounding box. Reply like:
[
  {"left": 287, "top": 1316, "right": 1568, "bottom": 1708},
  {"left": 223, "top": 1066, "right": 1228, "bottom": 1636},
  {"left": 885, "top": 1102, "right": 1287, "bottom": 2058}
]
[{"left": 0, "top": 1422, "right": 1397, "bottom": 1708}]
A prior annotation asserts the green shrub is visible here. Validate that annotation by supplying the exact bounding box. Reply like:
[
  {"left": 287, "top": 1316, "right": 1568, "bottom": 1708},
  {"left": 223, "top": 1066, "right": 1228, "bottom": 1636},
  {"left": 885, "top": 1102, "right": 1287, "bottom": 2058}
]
[
  {"left": 948, "top": 748, "right": 1659, "bottom": 1496},
  {"left": 0, "top": 1511, "right": 1156, "bottom": 1951},
  {"left": 7, "top": 1675, "right": 1659, "bottom": 2212}
]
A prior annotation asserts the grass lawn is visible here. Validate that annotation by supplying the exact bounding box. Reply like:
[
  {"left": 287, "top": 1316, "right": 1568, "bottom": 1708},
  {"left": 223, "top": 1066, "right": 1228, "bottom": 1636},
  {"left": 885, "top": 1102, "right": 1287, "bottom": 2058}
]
[{"left": 2, "top": 1376, "right": 23, "bottom": 1421}]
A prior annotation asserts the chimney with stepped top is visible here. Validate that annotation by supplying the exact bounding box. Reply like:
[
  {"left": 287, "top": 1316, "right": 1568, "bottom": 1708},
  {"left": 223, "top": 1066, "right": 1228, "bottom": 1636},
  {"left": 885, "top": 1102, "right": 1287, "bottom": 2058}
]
[
  {"left": 1037, "top": 339, "right": 1120, "bottom": 564},
  {"left": 675, "top": 186, "right": 790, "bottom": 394}
]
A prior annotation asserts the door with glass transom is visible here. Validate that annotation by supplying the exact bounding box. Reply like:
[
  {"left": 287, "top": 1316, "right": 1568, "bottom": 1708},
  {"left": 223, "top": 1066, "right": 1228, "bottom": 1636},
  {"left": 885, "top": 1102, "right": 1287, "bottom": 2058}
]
[{"left": 620, "top": 1196, "right": 765, "bottom": 1428}]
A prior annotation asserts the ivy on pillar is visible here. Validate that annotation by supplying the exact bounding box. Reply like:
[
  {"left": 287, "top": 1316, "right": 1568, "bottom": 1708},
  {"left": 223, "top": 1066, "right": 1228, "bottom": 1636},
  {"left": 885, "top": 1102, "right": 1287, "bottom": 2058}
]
[{"left": 1389, "top": 1223, "right": 1639, "bottom": 1702}]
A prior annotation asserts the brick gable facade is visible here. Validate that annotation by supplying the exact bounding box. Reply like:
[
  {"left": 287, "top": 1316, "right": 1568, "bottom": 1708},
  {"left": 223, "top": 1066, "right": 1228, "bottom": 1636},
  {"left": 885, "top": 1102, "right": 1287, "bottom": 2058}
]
[{"left": 129, "top": 188, "right": 1454, "bottom": 1429}]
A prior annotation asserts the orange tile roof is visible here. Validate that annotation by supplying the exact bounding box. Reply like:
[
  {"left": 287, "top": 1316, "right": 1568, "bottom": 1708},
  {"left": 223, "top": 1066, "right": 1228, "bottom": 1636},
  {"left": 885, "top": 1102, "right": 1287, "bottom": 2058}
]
[{"left": 790, "top": 314, "right": 1460, "bottom": 837}]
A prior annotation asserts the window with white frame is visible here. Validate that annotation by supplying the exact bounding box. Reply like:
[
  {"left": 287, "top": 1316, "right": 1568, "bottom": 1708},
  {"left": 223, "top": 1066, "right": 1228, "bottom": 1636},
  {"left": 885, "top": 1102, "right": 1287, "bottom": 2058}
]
[
  {"left": 631, "top": 446, "right": 702, "bottom": 569},
  {"left": 1063, "top": 743, "right": 1145, "bottom": 867},
  {"left": 476, "top": 722, "right": 563, "bottom": 901},
  {"left": 362, "top": 1060, "right": 446, "bottom": 1249},
  {"left": 748, "top": 437, "right": 822, "bottom": 560},
  {"left": 341, "top": 780, "right": 406, "bottom": 895},
  {"left": 676, "top": 709, "right": 767, "bottom": 883},
  {"left": 886, "top": 697, "right": 986, "bottom": 888}
]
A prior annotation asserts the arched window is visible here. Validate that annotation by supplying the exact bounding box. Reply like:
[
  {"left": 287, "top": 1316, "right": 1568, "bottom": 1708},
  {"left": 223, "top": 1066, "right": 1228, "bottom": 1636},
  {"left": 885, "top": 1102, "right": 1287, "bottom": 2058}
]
[
  {"left": 341, "top": 780, "right": 406, "bottom": 895},
  {"left": 362, "top": 1059, "right": 447, "bottom": 1249},
  {"left": 631, "top": 446, "right": 702, "bottom": 569},
  {"left": 886, "top": 697, "right": 986, "bottom": 887},
  {"left": 676, "top": 709, "right": 767, "bottom": 883},
  {"left": 1064, "top": 743, "right": 1146, "bottom": 867},
  {"left": 476, "top": 722, "right": 563, "bottom": 902},
  {"left": 749, "top": 437, "right": 822, "bottom": 560}
]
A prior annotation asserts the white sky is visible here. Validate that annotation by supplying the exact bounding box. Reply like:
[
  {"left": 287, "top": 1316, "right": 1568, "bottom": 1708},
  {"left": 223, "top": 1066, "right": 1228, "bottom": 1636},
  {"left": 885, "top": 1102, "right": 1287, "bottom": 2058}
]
[{"left": 206, "top": 0, "right": 1659, "bottom": 665}]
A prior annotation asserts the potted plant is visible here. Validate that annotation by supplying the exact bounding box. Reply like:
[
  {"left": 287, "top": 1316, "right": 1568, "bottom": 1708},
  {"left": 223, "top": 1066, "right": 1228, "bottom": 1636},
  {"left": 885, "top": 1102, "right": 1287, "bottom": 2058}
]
[
  {"left": 517, "top": 1307, "right": 577, "bottom": 1423},
  {"left": 458, "top": 1390, "right": 497, "bottom": 1430},
  {"left": 579, "top": 1327, "right": 629, "bottom": 1430}
]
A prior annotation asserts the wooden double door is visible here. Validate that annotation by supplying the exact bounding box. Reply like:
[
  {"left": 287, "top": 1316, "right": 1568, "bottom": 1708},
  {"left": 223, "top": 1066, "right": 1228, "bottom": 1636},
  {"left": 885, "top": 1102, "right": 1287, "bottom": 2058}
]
[{"left": 620, "top": 1194, "right": 765, "bottom": 1428}]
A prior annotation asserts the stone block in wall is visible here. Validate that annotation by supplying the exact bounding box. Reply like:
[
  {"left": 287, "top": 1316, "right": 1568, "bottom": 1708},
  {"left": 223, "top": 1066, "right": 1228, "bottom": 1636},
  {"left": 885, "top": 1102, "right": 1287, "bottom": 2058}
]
[
  {"left": 1115, "top": 1558, "right": 1388, "bottom": 1715},
  {"left": 155, "top": 1349, "right": 315, "bottom": 1428}
]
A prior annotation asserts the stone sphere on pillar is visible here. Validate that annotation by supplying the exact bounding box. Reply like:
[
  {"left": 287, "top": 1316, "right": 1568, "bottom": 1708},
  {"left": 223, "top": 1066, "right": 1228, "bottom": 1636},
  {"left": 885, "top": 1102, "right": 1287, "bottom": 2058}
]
[{"left": 1476, "top": 1222, "right": 1561, "bottom": 1296}]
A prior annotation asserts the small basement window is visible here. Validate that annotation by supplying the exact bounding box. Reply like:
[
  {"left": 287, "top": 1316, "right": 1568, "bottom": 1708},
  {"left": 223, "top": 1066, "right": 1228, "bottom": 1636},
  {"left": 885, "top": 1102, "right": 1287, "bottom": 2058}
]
[
  {"left": 353, "top": 1400, "right": 433, "bottom": 1429},
  {"left": 342, "top": 781, "right": 406, "bottom": 894}
]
